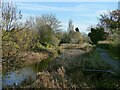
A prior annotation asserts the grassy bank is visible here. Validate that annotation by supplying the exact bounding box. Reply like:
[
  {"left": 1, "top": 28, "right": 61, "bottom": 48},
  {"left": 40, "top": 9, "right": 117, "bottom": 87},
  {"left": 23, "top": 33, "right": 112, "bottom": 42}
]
[
  {"left": 2, "top": 45, "right": 58, "bottom": 75},
  {"left": 66, "top": 49, "right": 118, "bottom": 89},
  {"left": 97, "top": 41, "right": 120, "bottom": 61},
  {"left": 22, "top": 47, "right": 120, "bottom": 89}
]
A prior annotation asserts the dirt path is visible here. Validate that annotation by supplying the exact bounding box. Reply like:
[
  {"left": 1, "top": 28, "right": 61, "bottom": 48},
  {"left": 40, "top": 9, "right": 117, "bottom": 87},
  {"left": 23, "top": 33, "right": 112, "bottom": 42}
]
[{"left": 97, "top": 48, "right": 120, "bottom": 74}]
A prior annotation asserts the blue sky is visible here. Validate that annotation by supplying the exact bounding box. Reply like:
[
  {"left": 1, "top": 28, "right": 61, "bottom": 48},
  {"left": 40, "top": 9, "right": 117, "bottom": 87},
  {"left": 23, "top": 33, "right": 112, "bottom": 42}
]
[{"left": 14, "top": 2, "right": 118, "bottom": 33}]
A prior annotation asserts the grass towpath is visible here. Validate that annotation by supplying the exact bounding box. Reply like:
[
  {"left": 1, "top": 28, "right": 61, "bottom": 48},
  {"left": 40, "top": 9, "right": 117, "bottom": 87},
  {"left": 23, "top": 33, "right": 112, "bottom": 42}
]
[{"left": 97, "top": 48, "right": 120, "bottom": 74}]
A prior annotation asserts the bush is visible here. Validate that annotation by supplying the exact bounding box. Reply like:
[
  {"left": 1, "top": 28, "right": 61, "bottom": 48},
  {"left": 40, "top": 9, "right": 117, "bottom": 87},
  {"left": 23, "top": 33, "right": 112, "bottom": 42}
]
[
  {"left": 69, "top": 31, "right": 83, "bottom": 44},
  {"left": 109, "top": 42, "right": 119, "bottom": 57},
  {"left": 97, "top": 43, "right": 111, "bottom": 49},
  {"left": 27, "top": 67, "right": 77, "bottom": 88},
  {"left": 51, "top": 37, "right": 60, "bottom": 47},
  {"left": 97, "top": 41, "right": 120, "bottom": 59},
  {"left": 33, "top": 42, "right": 46, "bottom": 51},
  {"left": 97, "top": 41, "right": 112, "bottom": 49}
]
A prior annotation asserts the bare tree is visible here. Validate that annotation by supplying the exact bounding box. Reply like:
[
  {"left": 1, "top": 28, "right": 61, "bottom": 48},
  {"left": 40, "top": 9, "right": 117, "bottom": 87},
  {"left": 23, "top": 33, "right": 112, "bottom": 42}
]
[
  {"left": 98, "top": 10, "right": 120, "bottom": 41},
  {"left": 1, "top": 2, "right": 22, "bottom": 31},
  {"left": 98, "top": 10, "right": 120, "bottom": 35},
  {"left": 36, "top": 14, "right": 62, "bottom": 33}
]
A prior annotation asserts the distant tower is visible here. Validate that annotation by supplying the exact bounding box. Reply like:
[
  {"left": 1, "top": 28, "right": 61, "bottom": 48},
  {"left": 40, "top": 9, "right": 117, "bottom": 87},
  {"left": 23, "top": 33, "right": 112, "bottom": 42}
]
[
  {"left": 68, "top": 19, "right": 74, "bottom": 32},
  {"left": 118, "top": 1, "right": 120, "bottom": 10}
]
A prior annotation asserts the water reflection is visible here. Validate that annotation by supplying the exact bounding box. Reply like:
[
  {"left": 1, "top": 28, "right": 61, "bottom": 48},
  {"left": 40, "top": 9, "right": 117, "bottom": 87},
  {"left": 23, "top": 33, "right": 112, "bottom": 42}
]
[
  {"left": 2, "top": 57, "right": 52, "bottom": 88},
  {"left": 3, "top": 67, "right": 36, "bottom": 87},
  {"left": 31, "top": 57, "right": 51, "bottom": 72}
]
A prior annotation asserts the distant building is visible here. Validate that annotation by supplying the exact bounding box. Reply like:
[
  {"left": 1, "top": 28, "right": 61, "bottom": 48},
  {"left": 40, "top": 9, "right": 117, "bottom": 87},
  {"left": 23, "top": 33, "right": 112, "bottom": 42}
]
[{"left": 118, "top": 1, "right": 120, "bottom": 10}]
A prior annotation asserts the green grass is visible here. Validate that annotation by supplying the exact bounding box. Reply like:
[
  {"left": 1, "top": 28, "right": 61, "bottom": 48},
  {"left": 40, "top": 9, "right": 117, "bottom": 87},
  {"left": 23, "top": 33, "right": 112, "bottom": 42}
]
[
  {"left": 83, "top": 50, "right": 111, "bottom": 70},
  {"left": 97, "top": 40, "right": 120, "bottom": 61},
  {"left": 107, "top": 50, "right": 119, "bottom": 61},
  {"left": 65, "top": 49, "right": 118, "bottom": 89}
]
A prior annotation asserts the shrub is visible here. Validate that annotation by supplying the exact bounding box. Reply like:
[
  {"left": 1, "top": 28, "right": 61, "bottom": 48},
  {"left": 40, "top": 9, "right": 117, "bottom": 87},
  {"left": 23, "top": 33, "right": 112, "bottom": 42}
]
[
  {"left": 109, "top": 42, "right": 119, "bottom": 57},
  {"left": 29, "top": 67, "right": 77, "bottom": 88}
]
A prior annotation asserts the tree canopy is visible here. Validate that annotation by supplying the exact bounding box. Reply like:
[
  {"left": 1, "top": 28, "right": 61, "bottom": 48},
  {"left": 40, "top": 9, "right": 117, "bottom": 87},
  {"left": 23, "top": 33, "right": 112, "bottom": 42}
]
[
  {"left": 98, "top": 10, "right": 120, "bottom": 40},
  {"left": 88, "top": 27, "right": 108, "bottom": 44}
]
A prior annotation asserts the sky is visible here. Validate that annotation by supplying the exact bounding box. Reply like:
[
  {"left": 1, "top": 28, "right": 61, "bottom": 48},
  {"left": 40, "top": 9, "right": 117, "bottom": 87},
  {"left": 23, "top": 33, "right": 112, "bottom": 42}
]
[
  {"left": 3, "top": 0, "right": 120, "bottom": 2},
  {"left": 7, "top": 1, "right": 119, "bottom": 33}
]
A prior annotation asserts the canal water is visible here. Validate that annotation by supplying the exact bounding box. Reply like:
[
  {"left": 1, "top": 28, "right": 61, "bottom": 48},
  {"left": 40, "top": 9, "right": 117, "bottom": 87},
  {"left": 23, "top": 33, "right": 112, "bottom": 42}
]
[
  {"left": 2, "top": 49, "right": 88, "bottom": 88},
  {"left": 2, "top": 67, "right": 36, "bottom": 87},
  {"left": 2, "top": 57, "right": 52, "bottom": 88}
]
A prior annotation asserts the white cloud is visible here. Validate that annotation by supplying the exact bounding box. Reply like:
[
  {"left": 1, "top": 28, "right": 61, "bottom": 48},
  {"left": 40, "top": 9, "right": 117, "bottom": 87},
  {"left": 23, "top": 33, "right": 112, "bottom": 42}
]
[
  {"left": 1, "top": 1, "right": 116, "bottom": 34},
  {"left": 3, "top": 0, "right": 119, "bottom": 2},
  {"left": 16, "top": 3, "right": 90, "bottom": 12},
  {"left": 17, "top": 2, "right": 115, "bottom": 12},
  {"left": 22, "top": 13, "right": 36, "bottom": 18},
  {"left": 74, "top": 10, "right": 109, "bottom": 18},
  {"left": 16, "top": 2, "right": 115, "bottom": 21},
  {"left": 61, "top": 21, "right": 93, "bottom": 34},
  {"left": 75, "top": 13, "right": 97, "bottom": 17},
  {"left": 96, "top": 10, "right": 109, "bottom": 15},
  {"left": 74, "top": 23, "right": 93, "bottom": 34}
]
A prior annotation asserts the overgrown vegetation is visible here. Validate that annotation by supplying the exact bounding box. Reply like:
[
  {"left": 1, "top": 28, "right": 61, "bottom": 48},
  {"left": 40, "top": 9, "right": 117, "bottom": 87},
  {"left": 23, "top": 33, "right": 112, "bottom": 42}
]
[
  {"left": 88, "top": 10, "right": 120, "bottom": 60},
  {"left": 20, "top": 49, "right": 119, "bottom": 89},
  {"left": 1, "top": 2, "right": 86, "bottom": 74},
  {"left": 1, "top": 1, "right": 120, "bottom": 89},
  {"left": 88, "top": 27, "right": 108, "bottom": 45}
]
